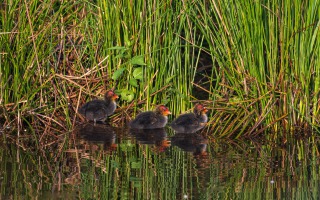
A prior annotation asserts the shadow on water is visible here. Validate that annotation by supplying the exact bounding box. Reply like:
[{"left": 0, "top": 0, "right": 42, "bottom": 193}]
[
  {"left": 59, "top": 123, "right": 118, "bottom": 190},
  {"left": 171, "top": 133, "right": 208, "bottom": 157},
  {"left": 1, "top": 124, "right": 320, "bottom": 199},
  {"left": 76, "top": 123, "right": 117, "bottom": 152},
  {"left": 129, "top": 128, "right": 171, "bottom": 152}
]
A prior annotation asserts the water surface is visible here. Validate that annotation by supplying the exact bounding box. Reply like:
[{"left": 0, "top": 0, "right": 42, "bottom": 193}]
[{"left": 1, "top": 124, "right": 319, "bottom": 199}]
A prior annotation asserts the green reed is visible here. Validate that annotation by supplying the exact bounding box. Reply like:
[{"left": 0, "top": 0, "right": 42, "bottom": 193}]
[
  {"left": 0, "top": 0, "right": 200, "bottom": 131},
  {"left": 189, "top": 0, "right": 319, "bottom": 134},
  {"left": 0, "top": 0, "right": 319, "bottom": 136},
  {"left": 98, "top": 1, "right": 201, "bottom": 113}
]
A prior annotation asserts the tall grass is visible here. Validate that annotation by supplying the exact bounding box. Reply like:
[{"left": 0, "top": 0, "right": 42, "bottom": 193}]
[
  {"left": 0, "top": 0, "right": 200, "bottom": 132},
  {"left": 189, "top": 0, "right": 319, "bottom": 135},
  {"left": 98, "top": 1, "right": 202, "bottom": 115},
  {"left": 0, "top": 0, "right": 319, "bottom": 136}
]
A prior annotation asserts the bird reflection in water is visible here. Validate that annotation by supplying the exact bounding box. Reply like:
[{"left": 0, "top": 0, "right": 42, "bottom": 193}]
[
  {"left": 64, "top": 123, "right": 117, "bottom": 185},
  {"left": 171, "top": 133, "right": 208, "bottom": 157},
  {"left": 129, "top": 128, "right": 171, "bottom": 152},
  {"left": 77, "top": 123, "right": 117, "bottom": 152}
]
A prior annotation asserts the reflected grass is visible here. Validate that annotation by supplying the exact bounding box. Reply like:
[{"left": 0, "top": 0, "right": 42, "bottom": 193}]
[{"left": 1, "top": 129, "right": 320, "bottom": 199}]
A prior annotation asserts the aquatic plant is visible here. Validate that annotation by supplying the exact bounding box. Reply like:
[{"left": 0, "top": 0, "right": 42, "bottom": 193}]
[
  {"left": 0, "top": 0, "right": 319, "bottom": 137},
  {"left": 189, "top": 0, "right": 320, "bottom": 136}
]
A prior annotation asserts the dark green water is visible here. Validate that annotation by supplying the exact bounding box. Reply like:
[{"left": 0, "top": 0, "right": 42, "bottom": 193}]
[{"left": 1, "top": 124, "right": 319, "bottom": 199}]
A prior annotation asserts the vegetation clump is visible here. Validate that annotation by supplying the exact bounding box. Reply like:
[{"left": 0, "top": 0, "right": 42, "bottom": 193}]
[{"left": 0, "top": 0, "right": 319, "bottom": 137}]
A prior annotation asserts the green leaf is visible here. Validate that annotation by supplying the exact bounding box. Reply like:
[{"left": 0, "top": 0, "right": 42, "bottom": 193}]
[
  {"left": 129, "top": 78, "right": 138, "bottom": 87},
  {"left": 133, "top": 67, "right": 143, "bottom": 80},
  {"left": 107, "top": 46, "right": 126, "bottom": 50},
  {"left": 131, "top": 161, "right": 142, "bottom": 169},
  {"left": 111, "top": 160, "right": 119, "bottom": 168},
  {"left": 112, "top": 68, "right": 125, "bottom": 80},
  {"left": 114, "top": 54, "right": 125, "bottom": 59},
  {"left": 165, "top": 75, "right": 175, "bottom": 83},
  {"left": 130, "top": 55, "right": 146, "bottom": 66},
  {"left": 125, "top": 39, "right": 133, "bottom": 47},
  {"left": 121, "top": 89, "right": 134, "bottom": 102},
  {"left": 129, "top": 176, "right": 143, "bottom": 181},
  {"left": 119, "top": 142, "right": 133, "bottom": 151}
]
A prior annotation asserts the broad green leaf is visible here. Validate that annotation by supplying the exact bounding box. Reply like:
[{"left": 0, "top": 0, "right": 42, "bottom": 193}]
[
  {"left": 133, "top": 67, "right": 143, "bottom": 80},
  {"left": 112, "top": 68, "right": 125, "bottom": 80},
  {"left": 125, "top": 39, "right": 132, "bottom": 47},
  {"left": 121, "top": 89, "right": 134, "bottom": 102},
  {"left": 130, "top": 55, "right": 146, "bottom": 66},
  {"left": 119, "top": 142, "right": 133, "bottom": 151},
  {"left": 129, "top": 78, "right": 138, "bottom": 87}
]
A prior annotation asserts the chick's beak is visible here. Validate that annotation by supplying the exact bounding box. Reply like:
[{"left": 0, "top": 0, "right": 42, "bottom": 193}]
[
  {"left": 164, "top": 110, "right": 171, "bottom": 115},
  {"left": 113, "top": 94, "right": 119, "bottom": 100}
]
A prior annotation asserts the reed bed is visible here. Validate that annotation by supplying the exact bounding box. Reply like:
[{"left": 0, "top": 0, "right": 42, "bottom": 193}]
[
  {"left": 190, "top": 0, "right": 320, "bottom": 135},
  {"left": 0, "top": 0, "right": 319, "bottom": 137}
]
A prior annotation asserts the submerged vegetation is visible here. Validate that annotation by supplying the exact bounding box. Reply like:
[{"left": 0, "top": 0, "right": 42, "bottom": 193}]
[{"left": 0, "top": 0, "right": 319, "bottom": 136}]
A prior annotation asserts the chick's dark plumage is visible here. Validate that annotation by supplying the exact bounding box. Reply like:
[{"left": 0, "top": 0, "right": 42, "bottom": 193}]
[
  {"left": 129, "top": 105, "right": 171, "bottom": 129},
  {"left": 79, "top": 90, "right": 118, "bottom": 123},
  {"left": 170, "top": 104, "right": 208, "bottom": 133}
]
